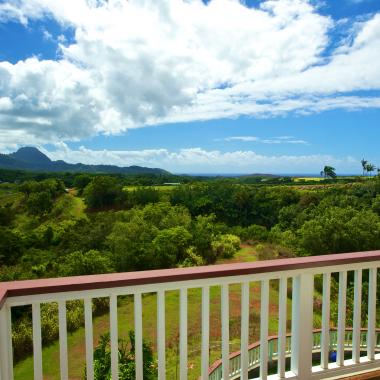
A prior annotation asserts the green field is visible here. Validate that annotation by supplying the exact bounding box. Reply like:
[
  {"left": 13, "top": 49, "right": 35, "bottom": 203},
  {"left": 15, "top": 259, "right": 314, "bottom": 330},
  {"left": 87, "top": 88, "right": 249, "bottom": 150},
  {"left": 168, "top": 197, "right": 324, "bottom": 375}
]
[
  {"left": 123, "top": 185, "right": 179, "bottom": 191},
  {"left": 293, "top": 177, "right": 324, "bottom": 182},
  {"left": 0, "top": 184, "right": 22, "bottom": 206},
  {"left": 13, "top": 245, "right": 306, "bottom": 380}
]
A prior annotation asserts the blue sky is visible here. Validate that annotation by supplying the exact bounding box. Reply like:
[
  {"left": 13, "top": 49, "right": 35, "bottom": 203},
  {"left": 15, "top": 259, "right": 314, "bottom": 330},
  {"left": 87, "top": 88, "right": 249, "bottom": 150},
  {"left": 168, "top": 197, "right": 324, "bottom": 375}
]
[{"left": 0, "top": 0, "right": 379, "bottom": 174}]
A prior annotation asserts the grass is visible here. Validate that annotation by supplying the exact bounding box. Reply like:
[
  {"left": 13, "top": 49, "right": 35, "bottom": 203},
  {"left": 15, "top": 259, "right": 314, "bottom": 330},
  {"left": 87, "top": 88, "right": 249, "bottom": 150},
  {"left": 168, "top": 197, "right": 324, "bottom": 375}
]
[
  {"left": 293, "top": 177, "right": 324, "bottom": 182},
  {"left": 13, "top": 245, "right": 320, "bottom": 380},
  {"left": 57, "top": 194, "right": 86, "bottom": 220},
  {"left": 0, "top": 184, "right": 22, "bottom": 206},
  {"left": 123, "top": 185, "right": 179, "bottom": 192}
]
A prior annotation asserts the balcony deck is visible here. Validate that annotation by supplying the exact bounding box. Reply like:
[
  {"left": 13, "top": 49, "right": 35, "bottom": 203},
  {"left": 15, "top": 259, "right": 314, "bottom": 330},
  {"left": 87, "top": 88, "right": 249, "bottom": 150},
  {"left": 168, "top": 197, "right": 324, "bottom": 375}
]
[{"left": 0, "top": 250, "right": 379, "bottom": 380}]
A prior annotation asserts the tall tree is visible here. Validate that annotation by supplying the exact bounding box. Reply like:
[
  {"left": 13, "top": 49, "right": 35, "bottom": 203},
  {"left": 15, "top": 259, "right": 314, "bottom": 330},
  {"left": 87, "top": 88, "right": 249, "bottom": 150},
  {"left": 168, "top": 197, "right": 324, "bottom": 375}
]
[
  {"left": 321, "top": 166, "right": 337, "bottom": 179},
  {"left": 365, "top": 163, "right": 376, "bottom": 177},
  {"left": 361, "top": 159, "right": 368, "bottom": 176}
]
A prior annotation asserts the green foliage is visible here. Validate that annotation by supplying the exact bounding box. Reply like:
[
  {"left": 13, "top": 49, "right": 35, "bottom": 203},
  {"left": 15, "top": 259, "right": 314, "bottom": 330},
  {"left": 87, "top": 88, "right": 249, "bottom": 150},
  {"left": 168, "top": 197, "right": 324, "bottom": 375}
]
[
  {"left": 83, "top": 176, "right": 126, "bottom": 209},
  {"left": 152, "top": 226, "right": 192, "bottom": 268},
  {"left": 180, "top": 246, "right": 205, "bottom": 267},
  {"left": 89, "top": 332, "right": 156, "bottom": 380},
  {"left": 74, "top": 174, "right": 92, "bottom": 195},
  {"left": 26, "top": 191, "right": 53, "bottom": 215},
  {"left": 170, "top": 183, "right": 299, "bottom": 227},
  {"left": 128, "top": 187, "right": 160, "bottom": 206},
  {"left": 372, "top": 194, "right": 380, "bottom": 214},
  {"left": 320, "top": 166, "right": 337, "bottom": 179},
  {"left": 107, "top": 218, "right": 157, "bottom": 271},
  {"left": 57, "top": 250, "right": 114, "bottom": 276},
  {"left": 20, "top": 179, "right": 65, "bottom": 198},
  {"left": 231, "top": 224, "right": 268, "bottom": 242},
  {"left": 211, "top": 234, "right": 241, "bottom": 258},
  {"left": 277, "top": 207, "right": 380, "bottom": 256},
  {"left": 0, "top": 204, "right": 14, "bottom": 226},
  {"left": 0, "top": 227, "right": 24, "bottom": 265}
]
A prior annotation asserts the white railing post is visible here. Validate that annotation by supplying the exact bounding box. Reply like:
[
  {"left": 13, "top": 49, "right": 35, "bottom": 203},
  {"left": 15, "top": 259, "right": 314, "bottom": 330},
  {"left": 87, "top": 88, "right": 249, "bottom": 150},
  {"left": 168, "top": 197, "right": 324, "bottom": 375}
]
[
  {"left": 291, "top": 273, "right": 313, "bottom": 379},
  {"left": 221, "top": 284, "right": 229, "bottom": 380},
  {"left": 179, "top": 288, "right": 188, "bottom": 380},
  {"left": 278, "top": 277, "right": 287, "bottom": 379},
  {"left": 58, "top": 300, "right": 68, "bottom": 380},
  {"left": 201, "top": 286, "right": 210, "bottom": 380},
  {"left": 321, "top": 272, "right": 331, "bottom": 369},
  {"left": 352, "top": 269, "right": 362, "bottom": 363},
  {"left": 260, "top": 280, "right": 269, "bottom": 380},
  {"left": 0, "top": 305, "right": 13, "bottom": 380},
  {"left": 84, "top": 298, "right": 94, "bottom": 380},
  {"left": 337, "top": 271, "right": 347, "bottom": 367},
  {"left": 134, "top": 293, "right": 143, "bottom": 380},
  {"left": 240, "top": 282, "right": 250, "bottom": 380},
  {"left": 110, "top": 294, "right": 119, "bottom": 380},
  {"left": 157, "top": 290, "right": 166, "bottom": 380},
  {"left": 32, "top": 302, "right": 43, "bottom": 380},
  {"left": 367, "top": 268, "right": 377, "bottom": 361}
]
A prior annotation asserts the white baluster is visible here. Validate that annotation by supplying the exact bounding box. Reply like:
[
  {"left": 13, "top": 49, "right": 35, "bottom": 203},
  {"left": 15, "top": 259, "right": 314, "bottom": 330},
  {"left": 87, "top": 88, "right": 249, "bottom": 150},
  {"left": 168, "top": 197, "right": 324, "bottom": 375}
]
[
  {"left": 84, "top": 298, "right": 94, "bottom": 380},
  {"left": 291, "top": 273, "right": 313, "bottom": 378},
  {"left": 134, "top": 293, "right": 143, "bottom": 380},
  {"left": 278, "top": 277, "right": 287, "bottom": 379},
  {"left": 221, "top": 284, "right": 229, "bottom": 380},
  {"left": 179, "top": 288, "right": 187, "bottom": 380},
  {"left": 352, "top": 270, "right": 362, "bottom": 363},
  {"left": 58, "top": 301, "right": 68, "bottom": 380},
  {"left": 201, "top": 286, "right": 210, "bottom": 380},
  {"left": 260, "top": 280, "right": 269, "bottom": 379},
  {"left": 321, "top": 273, "right": 331, "bottom": 370},
  {"left": 367, "top": 268, "right": 377, "bottom": 360},
  {"left": 32, "top": 303, "right": 43, "bottom": 380},
  {"left": 337, "top": 271, "right": 347, "bottom": 366},
  {"left": 157, "top": 290, "right": 166, "bottom": 380},
  {"left": 110, "top": 294, "right": 118, "bottom": 380},
  {"left": 0, "top": 305, "right": 13, "bottom": 380},
  {"left": 240, "top": 282, "right": 249, "bottom": 380}
]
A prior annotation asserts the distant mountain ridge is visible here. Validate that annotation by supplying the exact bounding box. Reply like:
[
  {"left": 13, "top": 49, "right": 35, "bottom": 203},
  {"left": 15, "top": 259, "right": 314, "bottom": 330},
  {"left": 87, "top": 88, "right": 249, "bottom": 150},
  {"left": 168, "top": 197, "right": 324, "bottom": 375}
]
[{"left": 0, "top": 147, "right": 170, "bottom": 175}]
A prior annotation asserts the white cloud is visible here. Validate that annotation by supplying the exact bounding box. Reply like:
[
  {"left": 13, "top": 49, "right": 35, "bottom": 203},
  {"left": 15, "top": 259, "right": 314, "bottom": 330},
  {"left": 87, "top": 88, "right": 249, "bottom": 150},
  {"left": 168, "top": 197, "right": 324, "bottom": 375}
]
[
  {"left": 0, "top": 0, "right": 379, "bottom": 147},
  {"left": 224, "top": 136, "right": 308, "bottom": 144},
  {"left": 39, "top": 143, "right": 358, "bottom": 174}
]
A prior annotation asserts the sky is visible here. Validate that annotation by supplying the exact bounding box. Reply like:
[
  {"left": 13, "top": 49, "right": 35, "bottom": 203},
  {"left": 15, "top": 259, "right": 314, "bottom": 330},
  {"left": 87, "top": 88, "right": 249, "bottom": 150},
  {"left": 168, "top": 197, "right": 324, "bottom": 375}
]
[{"left": 0, "top": 0, "right": 379, "bottom": 174}]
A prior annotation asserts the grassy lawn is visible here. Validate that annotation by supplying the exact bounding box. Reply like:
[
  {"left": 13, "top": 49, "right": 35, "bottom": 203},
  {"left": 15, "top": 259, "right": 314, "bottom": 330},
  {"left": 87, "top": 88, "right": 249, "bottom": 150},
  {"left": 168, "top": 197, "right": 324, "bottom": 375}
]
[{"left": 13, "top": 245, "right": 315, "bottom": 380}]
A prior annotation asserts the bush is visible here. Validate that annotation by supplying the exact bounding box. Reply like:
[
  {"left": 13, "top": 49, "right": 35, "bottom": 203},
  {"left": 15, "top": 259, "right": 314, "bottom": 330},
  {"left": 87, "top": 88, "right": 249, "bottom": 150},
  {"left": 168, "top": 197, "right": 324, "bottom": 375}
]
[
  {"left": 26, "top": 191, "right": 53, "bottom": 215},
  {"left": 83, "top": 176, "right": 126, "bottom": 209},
  {"left": 89, "top": 332, "right": 156, "bottom": 380},
  {"left": 57, "top": 250, "right": 114, "bottom": 276},
  {"left": 12, "top": 299, "right": 109, "bottom": 363},
  {"left": 211, "top": 234, "right": 241, "bottom": 259}
]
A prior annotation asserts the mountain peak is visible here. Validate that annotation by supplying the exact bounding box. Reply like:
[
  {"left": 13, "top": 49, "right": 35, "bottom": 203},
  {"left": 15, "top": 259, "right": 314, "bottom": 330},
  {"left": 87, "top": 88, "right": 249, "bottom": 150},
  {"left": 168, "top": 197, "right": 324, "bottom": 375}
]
[
  {"left": 10, "top": 147, "right": 51, "bottom": 164},
  {"left": 1, "top": 146, "right": 169, "bottom": 175}
]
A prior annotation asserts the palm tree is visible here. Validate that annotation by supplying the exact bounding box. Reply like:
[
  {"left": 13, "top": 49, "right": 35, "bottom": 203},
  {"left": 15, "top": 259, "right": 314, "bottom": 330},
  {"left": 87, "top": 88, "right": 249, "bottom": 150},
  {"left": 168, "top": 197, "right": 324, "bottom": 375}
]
[
  {"left": 361, "top": 159, "right": 368, "bottom": 176},
  {"left": 365, "top": 163, "right": 376, "bottom": 177},
  {"left": 321, "top": 166, "right": 337, "bottom": 179}
]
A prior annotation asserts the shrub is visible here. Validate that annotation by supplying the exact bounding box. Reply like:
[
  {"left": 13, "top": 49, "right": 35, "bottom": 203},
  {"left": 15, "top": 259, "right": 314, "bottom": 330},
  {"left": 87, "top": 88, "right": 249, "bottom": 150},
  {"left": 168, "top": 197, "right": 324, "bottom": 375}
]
[
  {"left": 211, "top": 234, "right": 241, "bottom": 259},
  {"left": 88, "top": 332, "right": 156, "bottom": 380}
]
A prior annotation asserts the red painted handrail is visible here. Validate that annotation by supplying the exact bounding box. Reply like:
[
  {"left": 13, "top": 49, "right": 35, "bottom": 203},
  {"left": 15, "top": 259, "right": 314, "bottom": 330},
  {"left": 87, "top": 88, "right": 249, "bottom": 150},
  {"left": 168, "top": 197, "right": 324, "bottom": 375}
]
[{"left": 1, "top": 250, "right": 379, "bottom": 308}]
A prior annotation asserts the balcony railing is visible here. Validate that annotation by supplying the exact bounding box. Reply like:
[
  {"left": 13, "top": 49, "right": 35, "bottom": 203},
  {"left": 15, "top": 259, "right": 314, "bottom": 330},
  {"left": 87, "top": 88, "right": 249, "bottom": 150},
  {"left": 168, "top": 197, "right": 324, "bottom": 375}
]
[
  {"left": 0, "top": 250, "right": 379, "bottom": 380},
  {"left": 208, "top": 329, "right": 380, "bottom": 380}
]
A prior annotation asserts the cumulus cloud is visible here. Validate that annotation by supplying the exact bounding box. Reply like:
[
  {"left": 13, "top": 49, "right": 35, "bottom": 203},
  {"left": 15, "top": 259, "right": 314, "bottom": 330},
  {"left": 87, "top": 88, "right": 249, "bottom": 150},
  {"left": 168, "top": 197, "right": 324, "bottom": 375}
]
[
  {"left": 0, "top": 0, "right": 379, "bottom": 146},
  {"left": 40, "top": 143, "right": 357, "bottom": 174}
]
